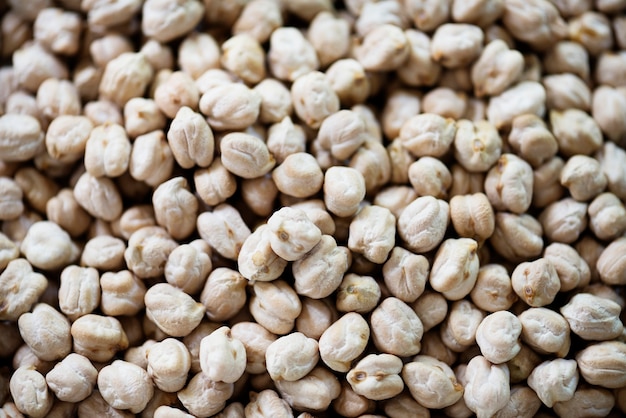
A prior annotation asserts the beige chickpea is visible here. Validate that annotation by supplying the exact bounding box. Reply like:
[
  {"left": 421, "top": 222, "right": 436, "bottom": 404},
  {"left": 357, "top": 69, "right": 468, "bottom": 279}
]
[
  {"left": 398, "top": 196, "right": 449, "bottom": 253},
  {"left": 46, "top": 189, "right": 91, "bottom": 238},
  {"left": 439, "top": 67, "right": 474, "bottom": 94},
  {"left": 587, "top": 192, "right": 626, "bottom": 241},
  {"left": 83, "top": 99, "right": 123, "bottom": 126},
  {"left": 18, "top": 303, "right": 71, "bottom": 361},
  {"left": 197, "top": 204, "right": 251, "bottom": 260},
  {"left": 20, "top": 221, "right": 79, "bottom": 270},
  {"left": 336, "top": 273, "right": 381, "bottom": 314},
  {"left": 569, "top": 11, "right": 613, "bottom": 56},
  {"left": 512, "top": 258, "right": 561, "bottom": 307},
  {"left": 453, "top": 119, "right": 502, "bottom": 173},
  {"left": 233, "top": 0, "right": 282, "bottom": 43},
  {"left": 396, "top": 29, "right": 441, "bottom": 87},
  {"left": 9, "top": 366, "right": 53, "bottom": 418},
  {"left": 183, "top": 322, "right": 221, "bottom": 374},
  {"left": 333, "top": 381, "right": 375, "bottom": 417},
  {"left": 507, "top": 343, "right": 543, "bottom": 384},
  {"left": 553, "top": 386, "right": 615, "bottom": 418},
  {"left": 539, "top": 198, "right": 588, "bottom": 243},
  {"left": 398, "top": 113, "right": 456, "bottom": 158},
  {"left": 387, "top": 138, "right": 416, "bottom": 185},
  {"left": 355, "top": 24, "right": 409, "bottom": 72},
  {"left": 408, "top": 157, "right": 452, "bottom": 198},
  {"left": 527, "top": 359, "right": 578, "bottom": 408},
  {"left": 89, "top": 33, "right": 134, "bottom": 69},
  {"left": 77, "top": 389, "right": 135, "bottom": 417},
  {"left": 241, "top": 176, "right": 279, "bottom": 218},
  {"left": 490, "top": 212, "right": 543, "bottom": 261},
  {"left": 177, "top": 33, "right": 220, "bottom": 80},
  {"left": 58, "top": 265, "right": 100, "bottom": 321},
  {"left": 307, "top": 12, "right": 350, "bottom": 68},
  {"left": 245, "top": 390, "right": 293, "bottom": 417},
  {"left": 268, "top": 27, "right": 319, "bottom": 82},
  {"left": 194, "top": 159, "right": 237, "bottom": 206},
  {"left": 476, "top": 311, "right": 522, "bottom": 364},
  {"left": 370, "top": 297, "right": 424, "bottom": 357},
  {"left": 449, "top": 164, "right": 486, "bottom": 198},
  {"left": 141, "top": 0, "right": 203, "bottom": 42},
  {"left": 200, "top": 267, "right": 246, "bottom": 322},
  {"left": 402, "top": 355, "right": 463, "bottom": 409},
  {"left": 81, "top": 0, "right": 141, "bottom": 27},
  {"left": 592, "top": 86, "right": 626, "bottom": 144},
  {"left": 325, "top": 59, "right": 370, "bottom": 106},
  {"left": 323, "top": 166, "right": 366, "bottom": 218},
  {"left": 14, "top": 166, "right": 60, "bottom": 214},
  {"left": 560, "top": 155, "right": 607, "bottom": 202},
  {"left": 124, "top": 226, "right": 177, "bottom": 279},
  {"left": 0, "top": 177, "right": 23, "bottom": 221},
  {"left": 487, "top": 81, "right": 546, "bottom": 130},
  {"left": 597, "top": 237, "right": 626, "bottom": 285},
  {"left": 99, "top": 270, "right": 146, "bottom": 316},
  {"left": 596, "top": 142, "right": 626, "bottom": 201},
  {"left": 152, "top": 177, "right": 198, "bottom": 240},
  {"left": 291, "top": 71, "right": 339, "bottom": 129},
  {"left": 98, "top": 360, "right": 154, "bottom": 414},
  {"left": 124, "top": 98, "right": 166, "bottom": 139},
  {"left": 199, "top": 83, "right": 261, "bottom": 131},
  {"left": 6, "top": 90, "right": 47, "bottom": 131},
  {"left": 382, "top": 247, "right": 428, "bottom": 303},
  {"left": 452, "top": 0, "right": 505, "bottom": 27},
  {"left": 449, "top": 193, "right": 495, "bottom": 242},
  {"left": 430, "top": 238, "right": 480, "bottom": 301},
  {"left": 266, "top": 117, "right": 306, "bottom": 164},
  {"left": 431, "top": 23, "right": 483, "bottom": 69},
  {"left": 1, "top": 12, "right": 31, "bottom": 58},
  {"left": 440, "top": 299, "right": 484, "bottom": 352},
  {"left": 561, "top": 293, "right": 623, "bottom": 341},
  {"left": 317, "top": 312, "right": 369, "bottom": 373},
  {"left": 145, "top": 283, "right": 205, "bottom": 337},
  {"left": 420, "top": 329, "right": 459, "bottom": 366},
  {"left": 253, "top": 79, "right": 293, "bottom": 125},
  {"left": 99, "top": 52, "right": 153, "bottom": 107},
  {"left": 154, "top": 405, "right": 195, "bottom": 418},
  {"left": 46, "top": 353, "right": 97, "bottom": 403},
  {"left": 275, "top": 367, "right": 341, "bottom": 412},
  {"left": 139, "top": 39, "right": 174, "bottom": 72},
  {"left": 318, "top": 110, "right": 369, "bottom": 160},
  {"left": 518, "top": 307, "right": 571, "bottom": 357},
  {"left": 116, "top": 204, "right": 155, "bottom": 241},
  {"left": 402, "top": 0, "right": 450, "bottom": 31},
  {"left": 45, "top": 115, "right": 92, "bottom": 162},
  {"left": 0, "top": 258, "right": 48, "bottom": 321},
  {"left": 463, "top": 355, "right": 510, "bottom": 418},
  {"left": 502, "top": 0, "right": 567, "bottom": 50},
  {"left": 165, "top": 241, "right": 212, "bottom": 296},
  {"left": 346, "top": 354, "right": 404, "bottom": 401},
  {"left": 0, "top": 113, "right": 44, "bottom": 162},
  {"left": 80, "top": 235, "right": 125, "bottom": 271},
  {"left": 231, "top": 321, "right": 277, "bottom": 375},
  {"left": 383, "top": 392, "right": 431, "bottom": 418},
  {"left": 534, "top": 156, "right": 566, "bottom": 207},
  {"left": 238, "top": 225, "right": 288, "bottom": 283},
  {"left": 544, "top": 41, "right": 590, "bottom": 82},
  {"left": 485, "top": 153, "right": 534, "bottom": 214},
  {"left": 266, "top": 332, "right": 319, "bottom": 382},
  {"left": 507, "top": 114, "right": 558, "bottom": 168},
  {"left": 36, "top": 78, "right": 81, "bottom": 120},
  {"left": 154, "top": 71, "right": 199, "bottom": 119},
  {"left": 199, "top": 326, "right": 246, "bottom": 384},
  {"left": 71, "top": 314, "right": 128, "bottom": 362},
  {"left": 250, "top": 280, "right": 301, "bottom": 335},
  {"left": 348, "top": 205, "right": 395, "bottom": 264},
  {"left": 129, "top": 130, "right": 174, "bottom": 187},
  {"left": 576, "top": 341, "right": 626, "bottom": 388},
  {"left": 84, "top": 123, "right": 131, "bottom": 178},
  {"left": 544, "top": 242, "right": 590, "bottom": 292},
  {"left": 471, "top": 264, "right": 517, "bottom": 312},
  {"left": 373, "top": 185, "right": 418, "bottom": 219},
  {"left": 13, "top": 42, "right": 68, "bottom": 92},
  {"left": 494, "top": 385, "right": 541, "bottom": 418},
  {"left": 296, "top": 297, "right": 338, "bottom": 341},
  {"left": 73, "top": 61, "right": 103, "bottom": 102},
  {"left": 292, "top": 234, "right": 349, "bottom": 299},
  {"left": 550, "top": 109, "right": 603, "bottom": 157},
  {"left": 421, "top": 87, "right": 468, "bottom": 120},
  {"left": 0, "top": 233, "right": 19, "bottom": 271},
  {"left": 543, "top": 73, "right": 591, "bottom": 111},
  {"left": 219, "top": 132, "right": 275, "bottom": 179},
  {"left": 272, "top": 152, "right": 324, "bottom": 199},
  {"left": 73, "top": 171, "right": 123, "bottom": 222}
]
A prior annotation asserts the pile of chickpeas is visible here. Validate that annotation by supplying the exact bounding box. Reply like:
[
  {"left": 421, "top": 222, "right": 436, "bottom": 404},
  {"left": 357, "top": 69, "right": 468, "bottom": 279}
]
[{"left": 1, "top": 0, "right": 626, "bottom": 417}]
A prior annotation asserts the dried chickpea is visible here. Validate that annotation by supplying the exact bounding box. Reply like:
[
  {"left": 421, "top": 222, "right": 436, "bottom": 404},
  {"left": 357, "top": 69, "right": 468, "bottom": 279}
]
[
  {"left": 539, "top": 198, "right": 588, "bottom": 244},
  {"left": 560, "top": 293, "right": 624, "bottom": 341},
  {"left": 355, "top": 24, "right": 409, "bottom": 72},
  {"left": 576, "top": 341, "right": 626, "bottom": 388},
  {"left": 272, "top": 152, "right": 323, "bottom": 199},
  {"left": 249, "top": 280, "right": 302, "bottom": 335},
  {"left": 502, "top": 0, "right": 567, "bottom": 50},
  {"left": 145, "top": 283, "right": 205, "bottom": 337},
  {"left": 347, "top": 354, "right": 404, "bottom": 401},
  {"left": 398, "top": 29, "right": 442, "bottom": 87},
  {"left": 336, "top": 273, "right": 381, "bottom": 314},
  {"left": 440, "top": 299, "right": 484, "bottom": 352},
  {"left": 490, "top": 212, "right": 543, "bottom": 262},
  {"left": 71, "top": 314, "right": 128, "bottom": 363},
  {"left": 165, "top": 241, "right": 212, "bottom": 296},
  {"left": 512, "top": 258, "right": 561, "bottom": 307},
  {"left": 507, "top": 114, "right": 558, "bottom": 168},
  {"left": 99, "top": 52, "right": 153, "bottom": 107},
  {"left": 233, "top": 0, "right": 282, "bottom": 44},
  {"left": 402, "top": 355, "right": 464, "bottom": 409},
  {"left": 397, "top": 196, "right": 449, "bottom": 253},
  {"left": 268, "top": 27, "right": 319, "bottom": 82},
  {"left": 45, "top": 353, "right": 97, "bottom": 403},
  {"left": 430, "top": 238, "right": 480, "bottom": 301},
  {"left": 454, "top": 119, "right": 502, "bottom": 173},
  {"left": 9, "top": 366, "right": 53, "bottom": 418},
  {"left": 463, "top": 355, "right": 510, "bottom": 418},
  {"left": 431, "top": 23, "right": 484, "bottom": 69},
  {"left": 200, "top": 268, "right": 247, "bottom": 322},
  {"left": 98, "top": 360, "right": 154, "bottom": 414},
  {"left": 18, "top": 303, "right": 71, "bottom": 361}
]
